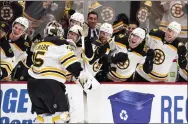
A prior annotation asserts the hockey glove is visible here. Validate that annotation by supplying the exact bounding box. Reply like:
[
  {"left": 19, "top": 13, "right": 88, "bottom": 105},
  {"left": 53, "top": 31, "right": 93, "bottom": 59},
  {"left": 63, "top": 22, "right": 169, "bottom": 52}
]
[
  {"left": 89, "top": 43, "right": 108, "bottom": 64},
  {"left": 110, "top": 52, "right": 128, "bottom": 64},
  {"left": 143, "top": 49, "right": 155, "bottom": 74},
  {"left": 178, "top": 45, "right": 187, "bottom": 69},
  {"left": 77, "top": 70, "right": 92, "bottom": 91}
]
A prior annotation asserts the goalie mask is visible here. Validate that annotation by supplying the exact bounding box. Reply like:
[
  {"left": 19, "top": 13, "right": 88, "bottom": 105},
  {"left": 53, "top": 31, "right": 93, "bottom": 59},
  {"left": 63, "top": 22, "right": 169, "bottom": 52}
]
[
  {"left": 44, "top": 21, "right": 64, "bottom": 37},
  {"left": 165, "top": 21, "right": 181, "bottom": 43},
  {"left": 128, "top": 27, "right": 145, "bottom": 48}
]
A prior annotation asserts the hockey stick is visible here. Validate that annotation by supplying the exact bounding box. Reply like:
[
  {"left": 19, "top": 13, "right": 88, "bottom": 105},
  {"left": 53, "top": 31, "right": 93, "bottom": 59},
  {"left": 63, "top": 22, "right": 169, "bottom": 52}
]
[{"left": 81, "top": 36, "right": 88, "bottom": 123}]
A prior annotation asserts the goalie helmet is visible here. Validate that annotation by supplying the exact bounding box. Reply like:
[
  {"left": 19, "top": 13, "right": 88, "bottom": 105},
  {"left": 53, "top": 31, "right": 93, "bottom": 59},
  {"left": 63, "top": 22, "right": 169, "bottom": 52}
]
[
  {"left": 44, "top": 21, "right": 64, "bottom": 37},
  {"left": 12, "top": 17, "right": 29, "bottom": 31},
  {"left": 69, "top": 12, "right": 84, "bottom": 25},
  {"left": 100, "top": 23, "right": 113, "bottom": 36},
  {"left": 131, "top": 27, "right": 146, "bottom": 40},
  {"left": 167, "top": 21, "right": 181, "bottom": 34}
]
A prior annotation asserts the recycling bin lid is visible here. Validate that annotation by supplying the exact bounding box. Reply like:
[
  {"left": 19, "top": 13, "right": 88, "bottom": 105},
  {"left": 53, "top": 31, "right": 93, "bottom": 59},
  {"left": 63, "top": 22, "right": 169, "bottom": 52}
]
[{"left": 108, "top": 90, "right": 155, "bottom": 106}]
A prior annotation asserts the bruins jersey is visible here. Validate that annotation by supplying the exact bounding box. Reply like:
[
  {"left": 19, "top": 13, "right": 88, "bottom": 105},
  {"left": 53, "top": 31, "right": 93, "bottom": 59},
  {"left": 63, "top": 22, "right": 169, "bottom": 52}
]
[
  {"left": 28, "top": 36, "right": 80, "bottom": 83},
  {"left": 136, "top": 29, "right": 180, "bottom": 82},
  {"left": 83, "top": 39, "right": 110, "bottom": 76},
  {"left": 160, "top": 1, "right": 187, "bottom": 38},
  {"left": 0, "top": 33, "right": 30, "bottom": 80},
  {"left": 65, "top": 40, "right": 83, "bottom": 82},
  {"left": 107, "top": 36, "right": 146, "bottom": 82},
  {"left": 0, "top": 36, "right": 15, "bottom": 80}
]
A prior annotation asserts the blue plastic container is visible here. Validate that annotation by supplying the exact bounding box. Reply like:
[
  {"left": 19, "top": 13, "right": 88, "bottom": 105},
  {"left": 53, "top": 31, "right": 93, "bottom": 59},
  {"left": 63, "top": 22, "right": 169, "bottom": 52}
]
[{"left": 108, "top": 90, "right": 155, "bottom": 124}]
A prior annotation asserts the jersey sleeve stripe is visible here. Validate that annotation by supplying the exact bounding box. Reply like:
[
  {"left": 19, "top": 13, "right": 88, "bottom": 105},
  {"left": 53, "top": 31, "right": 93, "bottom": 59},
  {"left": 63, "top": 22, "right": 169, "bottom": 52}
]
[
  {"left": 59, "top": 52, "right": 75, "bottom": 62},
  {"left": 0, "top": 48, "right": 6, "bottom": 55},
  {"left": 62, "top": 57, "right": 79, "bottom": 68},
  {"left": 1, "top": 61, "right": 14, "bottom": 72},
  {"left": 60, "top": 55, "right": 75, "bottom": 65},
  {"left": 31, "top": 67, "right": 66, "bottom": 80},
  {"left": 1, "top": 64, "right": 13, "bottom": 75}
]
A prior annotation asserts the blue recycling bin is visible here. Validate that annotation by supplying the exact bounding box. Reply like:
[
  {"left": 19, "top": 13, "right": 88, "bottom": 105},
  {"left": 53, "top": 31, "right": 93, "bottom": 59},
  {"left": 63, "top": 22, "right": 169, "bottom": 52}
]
[{"left": 108, "top": 90, "right": 155, "bottom": 124}]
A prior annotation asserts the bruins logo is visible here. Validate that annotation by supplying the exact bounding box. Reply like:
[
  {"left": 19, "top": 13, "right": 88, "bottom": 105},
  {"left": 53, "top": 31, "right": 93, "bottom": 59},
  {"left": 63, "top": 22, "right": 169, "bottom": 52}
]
[
  {"left": 0, "top": 5, "right": 13, "bottom": 21},
  {"left": 9, "top": 48, "right": 13, "bottom": 53},
  {"left": 154, "top": 49, "right": 165, "bottom": 65},
  {"left": 93, "top": 62, "right": 102, "bottom": 72},
  {"left": 117, "top": 59, "right": 129, "bottom": 70},
  {"left": 101, "top": 7, "right": 114, "bottom": 22},
  {"left": 119, "top": 34, "right": 125, "bottom": 39},
  {"left": 24, "top": 42, "right": 30, "bottom": 47},
  {"left": 153, "top": 29, "right": 158, "bottom": 32},
  {"left": 136, "top": 7, "right": 148, "bottom": 23},
  {"left": 171, "top": 3, "right": 184, "bottom": 18}
]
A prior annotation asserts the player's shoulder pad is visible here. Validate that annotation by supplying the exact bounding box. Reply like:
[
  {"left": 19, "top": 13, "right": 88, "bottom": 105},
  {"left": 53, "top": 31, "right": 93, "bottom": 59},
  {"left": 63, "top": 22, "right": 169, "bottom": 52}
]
[
  {"left": 11, "top": 36, "right": 30, "bottom": 51},
  {"left": 149, "top": 28, "right": 165, "bottom": 39},
  {"left": 43, "top": 36, "right": 69, "bottom": 46},
  {"left": 115, "top": 34, "right": 129, "bottom": 46},
  {"left": 169, "top": 37, "right": 181, "bottom": 49}
]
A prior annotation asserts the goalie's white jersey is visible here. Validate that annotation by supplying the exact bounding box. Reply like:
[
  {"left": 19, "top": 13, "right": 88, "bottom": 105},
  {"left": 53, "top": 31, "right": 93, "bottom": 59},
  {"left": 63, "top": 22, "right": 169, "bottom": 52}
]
[
  {"left": 136, "top": 29, "right": 180, "bottom": 82},
  {"left": 160, "top": 1, "right": 188, "bottom": 38},
  {"left": 28, "top": 37, "right": 80, "bottom": 83}
]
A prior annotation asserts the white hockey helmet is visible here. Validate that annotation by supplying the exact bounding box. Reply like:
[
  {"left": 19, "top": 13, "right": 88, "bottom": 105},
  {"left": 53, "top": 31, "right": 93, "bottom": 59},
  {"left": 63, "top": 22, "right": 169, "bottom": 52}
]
[
  {"left": 167, "top": 21, "right": 181, "bottom": 34},
  {"left": 100, "top": 23, "right": 113, "bottom": 36},
  {"left": 70, "top": 12, "right": 84, "bottom": 25},
  {"left": 67, "top": 25, "right": 83, "bottom": 43},
  {"left": 68, "top": 25, "right": 83, "bottom": 36},
  {"left": 44, "top": 21, "right": 64, "bottom": 37},
  {"left": 12, "top": 17, "right": 29, "bottom": 31},
  {"left": 131, "top": 27, "right": 146, "bottom": 39}
]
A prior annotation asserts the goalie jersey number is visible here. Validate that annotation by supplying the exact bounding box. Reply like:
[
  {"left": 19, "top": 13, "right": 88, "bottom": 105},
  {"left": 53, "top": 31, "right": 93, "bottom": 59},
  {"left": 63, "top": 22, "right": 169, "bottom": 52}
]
[{"left": 32, "top": 51, "right": 45, "bottom": 67}]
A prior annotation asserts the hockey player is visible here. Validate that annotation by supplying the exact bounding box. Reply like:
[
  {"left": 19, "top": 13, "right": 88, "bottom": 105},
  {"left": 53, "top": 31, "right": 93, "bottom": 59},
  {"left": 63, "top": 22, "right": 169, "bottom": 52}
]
[
  {"left": 134, "top": 21, "right": 187, "bottom": 82},
  {"left": 63, "top": 12, "right": 84, "bottom": 39},
  {"left": 0, "top": 17, "right": 30, "bottom": 81},
  {"left": 83, "top": 23, "right": 114, "bottom": 77},
  {"left": 65, "top": 25, "right": 83, "bottom": 81},
  {"left": 160, "top": 1, "right": 187, "bottom": 44},
  {"left": 106, "top": 28, "right": 155, "bottom": 82},
  {"left": 177, "top": 42, "right": 188, "bottom": 82},
  {"left": 27, "top": 21, "right": 89, "bottom": 123},
  {"left": 69, "top": 12, "right": 84, "bottom": 28}
]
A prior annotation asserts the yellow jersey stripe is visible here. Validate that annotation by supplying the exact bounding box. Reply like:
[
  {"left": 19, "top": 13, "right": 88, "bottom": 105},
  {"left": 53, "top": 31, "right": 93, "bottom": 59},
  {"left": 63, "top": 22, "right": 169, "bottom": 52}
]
[
  {"left": 12, "top": 43, "right": 22, "bottom": 52},
  {"left": 110, "top": 71, "right": 132, "bottom": 79},
  {"left": 132, "top": 51, "right": 142, "bottom": 57},
  {"left": 115, "top": 42, "right": 127, "bottom": 48},
  {"left": 0, "top": 48, "right": 6, "bottom": 55},
  {"left": 62, "top": 57, "right": 78, "bottom": 68},
  {"left": 1, "top": 61, "right": 14, "bottom": 72},
  {"left": 31, "top": 67, "right": 66, "bottom": 75},
  {"left": 151, "top": 36, "right": 161, "bottom": 41},
  {"left": 167, "top": 44, "right": 177, "bottom": 51},
  {"left": 60, "top": 52, "right": 75, "bottom": 62}
]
